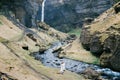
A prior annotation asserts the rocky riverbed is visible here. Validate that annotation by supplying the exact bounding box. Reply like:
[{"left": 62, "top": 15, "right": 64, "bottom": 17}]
[{"left": 32, "top": 41, "right": 120, "bottom": 80}]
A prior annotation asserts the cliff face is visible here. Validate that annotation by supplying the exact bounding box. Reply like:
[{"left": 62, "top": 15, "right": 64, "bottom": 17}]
[
  {"left": 1, "top": 0, "right": 113, "bottom": 32},
  {"left": 80, "top": 2, "right": 120, "bottom": 71},
  {"left": 44, "top": 0, "right": 113, "bottom": 32},
  {"left": 1, "top": 0, "right": 42, "bottom": 28}
]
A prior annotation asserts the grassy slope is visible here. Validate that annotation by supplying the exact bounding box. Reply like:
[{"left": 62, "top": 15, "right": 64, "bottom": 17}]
[
  {"left": 68, "top": 28, "right": 81, "bottom": 37},
  {"left": 60, "top": 38, "right": 99, "bottom": 64},
  {"left": 0, "top": 15, "right": 85, "bottom": 80},
  {"left": 65, "top": 27, "right": 99, "bottom": 64}
]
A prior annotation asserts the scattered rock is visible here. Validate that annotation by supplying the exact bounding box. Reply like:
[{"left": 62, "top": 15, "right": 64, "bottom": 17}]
[
  {"left": 82, "top": 68, "right": 101, "bottom": 80},
  {"left": 68, "top": 34, "right": 77, "bottom": 40},
  {"left": 26, "top": 33, "right": 37, "bottom": 42},
  {"left": 38, "top": 22, "right": 50, "bottom": 31},
  {"left": 22, "top": 46, "right": 29, "bottom": 50},
  {"left": 84, "top": 18, "right": 94, "bottom": 25},
  {"left": 0, "top": 72, "right": 17, "bottom": 80}
]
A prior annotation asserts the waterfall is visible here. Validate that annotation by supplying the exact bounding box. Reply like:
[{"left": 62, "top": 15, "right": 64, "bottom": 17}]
[{"left": 41, "top": 0, "right": 46, "bottom": 22}]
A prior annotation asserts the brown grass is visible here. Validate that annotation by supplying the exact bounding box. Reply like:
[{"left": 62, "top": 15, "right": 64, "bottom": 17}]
[
  {"left": 0, "top": 15, "right": 85, "bottom": 80},
  {"left": 60, "top": 38, "right": 99, "bottom": 64}
]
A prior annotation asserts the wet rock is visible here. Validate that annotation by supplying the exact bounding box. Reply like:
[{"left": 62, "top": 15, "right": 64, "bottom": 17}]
[{"left": 82, "top": 68, "right": 101, "bottom": 80}]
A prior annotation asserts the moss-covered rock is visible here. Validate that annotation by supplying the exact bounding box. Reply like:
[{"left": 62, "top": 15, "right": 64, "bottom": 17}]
[{"left": 80, "top": 2, "right": 120, "bottom": 71}]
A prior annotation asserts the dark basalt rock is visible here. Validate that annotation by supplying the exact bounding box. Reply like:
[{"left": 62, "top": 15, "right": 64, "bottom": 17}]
[
  {"left": 114, "top": 2, "right": 120, "bottom": 13},
  {"left": 80, "top": 2, "right": 120, "bottom": 71},
  {"left": 80, "top": 27, "right": 91, "bottom": 50},
  {"left": 22, "top": 46, "right": 29, "bottom": 50},
  {"left": 0, "top": 71, "right": 17, "bottom": 80},
  {"left": 0, "top": 0, "right": 113, "bottom": 32},
  {"left": 27, "top": 33, "right": 37, "bottom": 42},
  {"left": 90, "top": 34, "right": 103, "bottom": 56}
]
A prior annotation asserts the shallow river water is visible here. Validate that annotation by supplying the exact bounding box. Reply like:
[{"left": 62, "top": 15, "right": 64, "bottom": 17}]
[{"left": 33, "top": 42, "right": 120, "bottom": 80}]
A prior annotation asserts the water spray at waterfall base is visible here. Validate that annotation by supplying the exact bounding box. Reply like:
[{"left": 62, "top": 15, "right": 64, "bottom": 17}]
[{"left": 41, "top": 0, "right": 46, "bottom": 22}]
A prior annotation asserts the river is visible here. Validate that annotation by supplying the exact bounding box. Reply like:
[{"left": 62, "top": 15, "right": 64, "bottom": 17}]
[{"left": 32, "top": 41, "right": 120, "bottom": 80}]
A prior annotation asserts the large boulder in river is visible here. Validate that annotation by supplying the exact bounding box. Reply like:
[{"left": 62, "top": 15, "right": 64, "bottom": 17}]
[
  {"left": 80, "top": 2, "right": 120, "bottom": 71},
  {"left": 82, "top": 68, "right": 101, "bottom": 80}
]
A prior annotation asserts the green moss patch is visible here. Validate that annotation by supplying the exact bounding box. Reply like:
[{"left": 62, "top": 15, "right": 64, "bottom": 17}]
[
  {"left": 68, "top": 28, "right": 81, "bottom": 37},
  {"left": 0, "top": 37, "right": 8, "bottom": 42},
  {"left": 0, "top": 21, "right": 3, "bottom": 25}
]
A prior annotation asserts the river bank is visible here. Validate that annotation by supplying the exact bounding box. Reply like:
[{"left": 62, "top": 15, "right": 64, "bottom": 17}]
[
  {"left": 32, "top": 41, "right": 120, "bottom": 80},
  {"left": 0, "top": 15, "right": 85, "bottom": 80}
]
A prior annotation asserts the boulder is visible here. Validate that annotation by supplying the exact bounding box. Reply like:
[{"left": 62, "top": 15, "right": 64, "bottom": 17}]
[{"left": 82, "top": 68, "right": 101, "bottom": 80}]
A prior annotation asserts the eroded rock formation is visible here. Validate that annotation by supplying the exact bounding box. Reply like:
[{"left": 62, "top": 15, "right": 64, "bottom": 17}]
[
  {"left": 45, "top": 0, "right": 113, "bottom": 32},
  {"left": 0, "top": 0, "right": 113, "bottom": 32},
  {"left": 80, "top": 2, "right": 120, "bottom": 71}
]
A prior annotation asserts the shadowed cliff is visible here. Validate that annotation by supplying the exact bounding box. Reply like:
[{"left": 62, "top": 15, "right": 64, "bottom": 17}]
[{"left": 80, "top": 1, "right": 120, "bottom": 71}]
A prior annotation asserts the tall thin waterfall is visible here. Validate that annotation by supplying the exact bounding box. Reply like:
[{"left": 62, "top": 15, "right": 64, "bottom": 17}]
[{"left": 41, "top": 0, "right": 46, "bottom": 22}]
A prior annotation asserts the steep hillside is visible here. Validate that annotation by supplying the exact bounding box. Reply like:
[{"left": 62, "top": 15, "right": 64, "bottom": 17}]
[
  {"left": 80, "top": 2, "right": 120, "bottom": 71},
  {"left": 0, "top": 15, "right": 85, "bottom": 80}
]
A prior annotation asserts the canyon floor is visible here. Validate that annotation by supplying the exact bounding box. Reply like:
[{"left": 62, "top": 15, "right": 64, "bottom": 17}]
[{"left": 0, "top": 15, "right": 87, "bottom": 80}]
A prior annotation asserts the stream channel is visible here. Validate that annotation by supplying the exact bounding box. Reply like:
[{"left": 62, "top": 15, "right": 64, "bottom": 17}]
[{"left": 32, "top": 41, "right": 120, "bottom": 80}]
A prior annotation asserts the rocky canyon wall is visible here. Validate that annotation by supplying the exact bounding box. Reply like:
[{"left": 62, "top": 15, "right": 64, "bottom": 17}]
[
  {"left": 80, "top": 2, "right": 120, "bottom": 71},
  {"left": 44, "top": 0, "right": 114, "bottom": 32},
  {"left": 0, "top": 0, "right": 114, "bottom": 32}
]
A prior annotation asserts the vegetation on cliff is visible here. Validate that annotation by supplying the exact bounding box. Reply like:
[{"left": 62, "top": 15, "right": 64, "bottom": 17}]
[
  {"left": 114, "top": 0, "right": 120, "bottom": 3},
  {"left": 0, "top": 15, "right": 85, "bottom": 80},
  {"left": 0, "top": 0, "right": 120, "bottom": 80},
  {"left": 80, "top": 2, "right": 120, "bottom": 71}
]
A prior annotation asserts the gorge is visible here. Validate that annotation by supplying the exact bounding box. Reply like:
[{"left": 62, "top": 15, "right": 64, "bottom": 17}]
[
  {"left": 0, "top": 0, "right": 120, "bottom": 80},
  {"left": 33, "top": 41, "right": 120, "bottom": 80},
  {"left": 0, "top": 0, "right": 114, "bottom": 31}
]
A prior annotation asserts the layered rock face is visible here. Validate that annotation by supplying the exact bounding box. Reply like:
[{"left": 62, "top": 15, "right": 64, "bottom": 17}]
[
  {"left": 1, "top": 0, "right": 113, "bottom": 32},
  {"left": 44, "top": 0, "right": 113, "bottom": 32},
  {"left": 80, "top": 2, "right": 120, "bottom": 71},
  {"left": 1, "top": 0, "right": 42, "bottom": 28}
]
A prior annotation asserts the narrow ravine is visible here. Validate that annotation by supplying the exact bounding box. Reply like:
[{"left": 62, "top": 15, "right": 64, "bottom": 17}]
[{"left": 32, "top": 41, "right": 120, "bottom": 80}]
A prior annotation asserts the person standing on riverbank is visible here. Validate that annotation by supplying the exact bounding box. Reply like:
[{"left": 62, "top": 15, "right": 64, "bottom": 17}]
[{"left": 60, "top": 62, "right": 66, "bottom": 74}]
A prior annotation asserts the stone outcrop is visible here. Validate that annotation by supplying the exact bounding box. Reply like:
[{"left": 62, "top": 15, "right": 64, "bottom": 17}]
[
  {"left": 0, "top": 71, "right": 17, "bottom": 80},
  {"left": 1, "top": 0, "right": 42, "bottom": 28},
  {"left": 80, "top": 2, "right": 120, "bottom": 71},
  {"left": 82, "top": 68, "right": 101, "bottom": 80}
]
